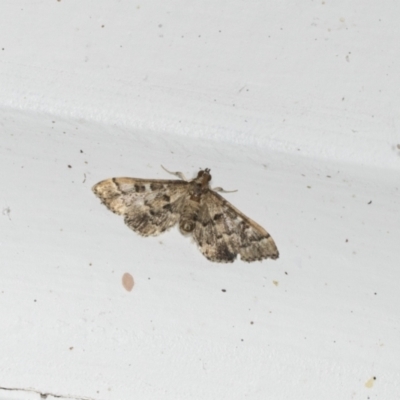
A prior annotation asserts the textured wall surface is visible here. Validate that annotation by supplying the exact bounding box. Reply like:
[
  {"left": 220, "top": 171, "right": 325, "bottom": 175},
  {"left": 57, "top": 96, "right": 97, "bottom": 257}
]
[{"left": 0, "top": 1, "right": 399, "bottom": 399}]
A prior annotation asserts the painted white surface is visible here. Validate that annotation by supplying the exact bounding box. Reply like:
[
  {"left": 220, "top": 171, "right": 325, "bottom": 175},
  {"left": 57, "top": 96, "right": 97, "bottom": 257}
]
[{"left": 0, "top": 1, "right": 399, "bottom": 399}]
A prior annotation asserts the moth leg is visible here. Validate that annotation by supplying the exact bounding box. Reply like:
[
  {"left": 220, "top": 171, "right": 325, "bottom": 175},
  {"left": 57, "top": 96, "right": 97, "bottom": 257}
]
[
  {"left": 161, "top": 165, "right": 187, "bottom": 181},
  {"left": 212, "top": 187, "right": 238, "bottom": 193}
]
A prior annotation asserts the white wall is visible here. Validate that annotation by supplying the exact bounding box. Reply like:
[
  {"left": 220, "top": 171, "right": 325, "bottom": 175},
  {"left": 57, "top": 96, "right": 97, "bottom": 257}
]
[{"left": 1, "top": 1, "right": 399, "bottom": 399}]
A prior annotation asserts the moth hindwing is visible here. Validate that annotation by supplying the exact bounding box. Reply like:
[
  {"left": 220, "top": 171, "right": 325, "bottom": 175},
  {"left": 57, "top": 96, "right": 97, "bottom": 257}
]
[{"left": 92, "top": 168, "right": 279, "bottom": 263}]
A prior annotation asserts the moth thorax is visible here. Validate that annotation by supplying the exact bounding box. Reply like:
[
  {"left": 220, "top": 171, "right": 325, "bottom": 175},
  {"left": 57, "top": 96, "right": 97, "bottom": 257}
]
[{"left": 179, "top": 203, "right": 200, "bottom": 234}]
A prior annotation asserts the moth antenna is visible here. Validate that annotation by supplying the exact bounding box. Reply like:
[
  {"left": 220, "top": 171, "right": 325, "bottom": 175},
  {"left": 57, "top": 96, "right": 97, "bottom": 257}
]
[
  {"left": 161, "top": 165, "right": 187, "bottom": 181},
  {"left": 212, "top": 187, "right": 238, "bottom": 193}
]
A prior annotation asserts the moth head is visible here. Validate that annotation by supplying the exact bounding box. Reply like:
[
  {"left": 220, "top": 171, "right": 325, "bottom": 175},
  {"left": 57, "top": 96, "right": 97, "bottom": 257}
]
[{"left": 197, "top": 168, "right": 212, "bottom": 182}]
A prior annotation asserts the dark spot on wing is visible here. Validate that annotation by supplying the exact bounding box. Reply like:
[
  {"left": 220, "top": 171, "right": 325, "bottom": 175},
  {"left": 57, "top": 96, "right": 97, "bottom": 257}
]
[
  {"left": 201, "top": 218, "right": 212, "bottom": 227},
  {"left": 162, "top": 194, "right": 170, "bottom": 202},
  {"left": 150, "top": 183, "right": 164, "bottom": 191},
  {"left": 240, "top": 222, "right": 250, "bottom": 231},
  {"left": 216, "top": 243, "right": 236, "bottom": 261},
  {"left": 213, "top": 213, "right": 223, "bottom": 221},
  {"left": 134, "top": 184, "right": 146, "bottom": 193}
]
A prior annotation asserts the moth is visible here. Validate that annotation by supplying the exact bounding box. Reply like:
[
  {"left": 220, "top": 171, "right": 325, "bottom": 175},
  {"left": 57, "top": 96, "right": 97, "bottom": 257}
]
[{"left": 92, "top": 167, "right": 279, "bottom": 263}]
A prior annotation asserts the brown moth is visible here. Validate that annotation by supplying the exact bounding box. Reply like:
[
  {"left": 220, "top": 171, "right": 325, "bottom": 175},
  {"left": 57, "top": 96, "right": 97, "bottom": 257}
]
[{"left": 92, "top": 167, "right": 279, "bottom": 263}]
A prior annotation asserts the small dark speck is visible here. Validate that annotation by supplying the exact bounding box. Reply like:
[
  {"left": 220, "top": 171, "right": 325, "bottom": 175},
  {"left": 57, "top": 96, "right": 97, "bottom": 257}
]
[
  {"left": 101, "top": 25, "right": 105, "bottom": 28},
  {"left": 374, "top": 292, "right": 377, "bottom": 295},
  {"left": 397, "top": 144, "right": 400, "bottom": 150},
  {"left": 326, "top": 175, "right": 331, "bottom": 178},
  {"left": 307, "top": 186, "right": 311, "bottom": 189},
  {"left": 148, "top": 277, "right": 151, "bottom": 280},
  {"left": 241, "top": 339, "right": 244, "bottom": 342},
  {"left": 80, "top": 149, "right": 83, "bottom": 153},
  {"left": 250, "top": 321, "right": 254, "bottom": 325},
  {"left": 68, "top": 165, "right": 72, "bottom": 168},
  {"left": 34, "top": 299, "right": 37, "bottom": 302},
  {"left": 345, "top": 239, "right": 349, "bottom": 242},
  {"left": 285, "top": 271, "right": 288, "bottom": 275},
  {"left": 221, "top": 289, "right": 226, "bottom": 292},
  {"left": 368, "top": 200, "right": 372, "bottom": 204}
]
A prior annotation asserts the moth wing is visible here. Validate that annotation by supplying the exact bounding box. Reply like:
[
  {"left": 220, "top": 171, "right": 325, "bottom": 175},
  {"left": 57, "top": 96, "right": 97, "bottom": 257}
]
[
  {"left": 92, "top": 178, "right": 189, "bottom": 236},
  {"left": 193, "top": 191, "right": 279, "bottom": 263}
]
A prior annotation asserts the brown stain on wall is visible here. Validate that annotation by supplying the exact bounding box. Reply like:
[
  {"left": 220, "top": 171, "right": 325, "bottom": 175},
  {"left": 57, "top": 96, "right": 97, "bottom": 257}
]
[{"left": 122, "top": 273, "right": 134, "bottom": 292}]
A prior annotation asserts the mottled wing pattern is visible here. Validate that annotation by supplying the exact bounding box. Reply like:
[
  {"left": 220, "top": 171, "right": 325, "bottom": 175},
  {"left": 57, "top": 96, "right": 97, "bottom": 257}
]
[
  {"left": 194, "top": 191, "right": 279, "bottom": 263},
  {"left": 92, "top": 178, "right": 189, "bottom": 236}
]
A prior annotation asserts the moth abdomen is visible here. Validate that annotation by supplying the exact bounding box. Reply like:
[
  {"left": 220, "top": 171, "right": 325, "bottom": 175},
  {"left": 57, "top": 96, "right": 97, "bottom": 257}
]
[
  {"left": 179, "top": 218, "right": 196, "bottom": 233},
  {"left": 179, "top": 202, "right": 200, "bottom": 233}
]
